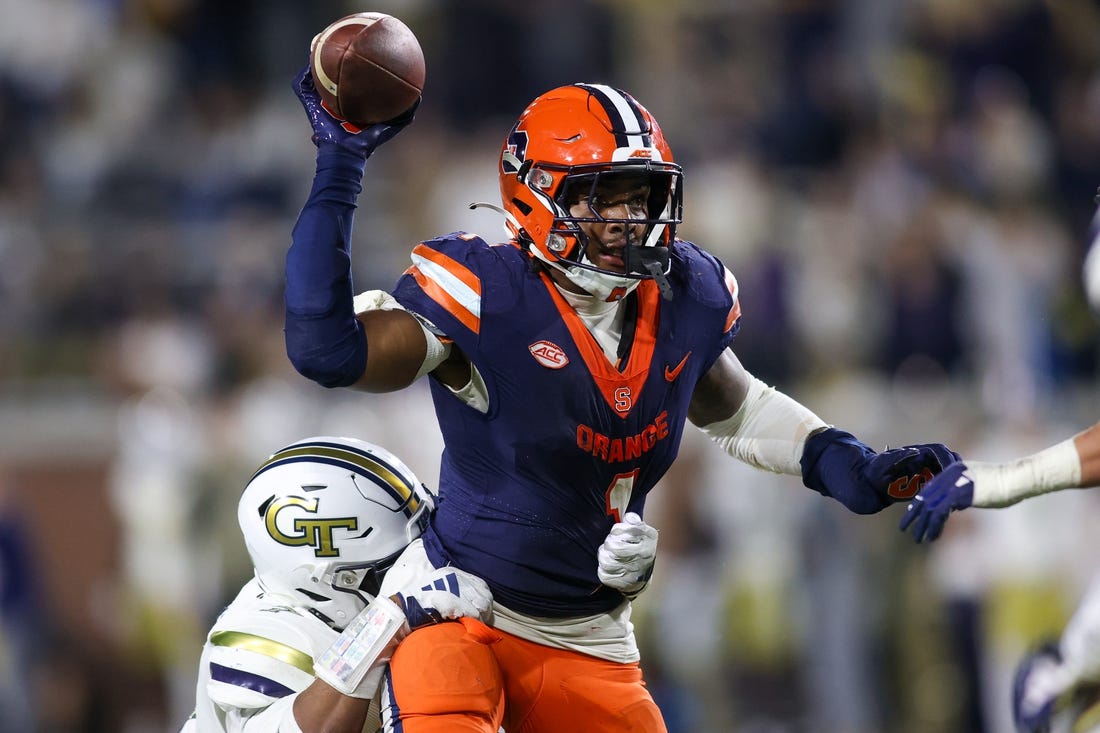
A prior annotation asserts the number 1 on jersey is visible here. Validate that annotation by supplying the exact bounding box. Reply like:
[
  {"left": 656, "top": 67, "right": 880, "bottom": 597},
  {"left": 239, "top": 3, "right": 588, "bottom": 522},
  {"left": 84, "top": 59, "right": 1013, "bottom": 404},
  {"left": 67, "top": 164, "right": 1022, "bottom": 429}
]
[{"left": 604, "top": 470, "right": 639, "bottom": 523}]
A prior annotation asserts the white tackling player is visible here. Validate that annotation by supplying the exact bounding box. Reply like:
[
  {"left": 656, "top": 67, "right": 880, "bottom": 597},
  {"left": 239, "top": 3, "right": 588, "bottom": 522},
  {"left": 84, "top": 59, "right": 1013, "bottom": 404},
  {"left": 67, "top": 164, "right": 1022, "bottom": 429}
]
[
  {"left": 900, "top": 201, "right": 1100, "bottom": 731},
  {"left": 179, "top": 436, "right": 492, "bottom": 733},
  {"left": 1012, "top": 572, "right": 1100, "bottom": 733}
]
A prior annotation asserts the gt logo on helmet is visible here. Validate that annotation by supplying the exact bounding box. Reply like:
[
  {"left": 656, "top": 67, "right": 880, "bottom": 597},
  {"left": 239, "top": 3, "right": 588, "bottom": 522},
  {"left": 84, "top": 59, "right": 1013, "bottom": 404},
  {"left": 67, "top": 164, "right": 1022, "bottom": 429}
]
[{"left": 265, "top": 495, "right": 359, "bottom": 557}]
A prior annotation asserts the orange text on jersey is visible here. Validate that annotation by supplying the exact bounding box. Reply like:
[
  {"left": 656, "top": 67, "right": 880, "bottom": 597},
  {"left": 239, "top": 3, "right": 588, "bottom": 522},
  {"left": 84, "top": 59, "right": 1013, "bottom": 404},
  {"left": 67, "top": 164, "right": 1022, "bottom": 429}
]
[{"left": 576, "top": 411, "right": 670, "bottom": 463}]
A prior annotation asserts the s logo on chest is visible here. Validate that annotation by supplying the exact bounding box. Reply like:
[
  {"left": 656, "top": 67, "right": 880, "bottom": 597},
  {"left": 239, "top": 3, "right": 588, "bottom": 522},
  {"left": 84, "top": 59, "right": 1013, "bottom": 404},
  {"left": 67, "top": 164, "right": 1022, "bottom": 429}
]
[
  {"left": 529, "top": 340, "right": 569, "bottom": 369},
  {"left": 613, "top": 386, "right": 632, "bottom": 413}
]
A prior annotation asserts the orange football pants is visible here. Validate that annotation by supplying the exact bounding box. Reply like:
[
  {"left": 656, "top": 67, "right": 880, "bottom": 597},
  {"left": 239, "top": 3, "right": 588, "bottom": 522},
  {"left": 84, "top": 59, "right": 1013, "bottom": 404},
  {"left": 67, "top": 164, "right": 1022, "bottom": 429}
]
[{"left": 383, "top": 617, "right": 667, "bottom": 732}]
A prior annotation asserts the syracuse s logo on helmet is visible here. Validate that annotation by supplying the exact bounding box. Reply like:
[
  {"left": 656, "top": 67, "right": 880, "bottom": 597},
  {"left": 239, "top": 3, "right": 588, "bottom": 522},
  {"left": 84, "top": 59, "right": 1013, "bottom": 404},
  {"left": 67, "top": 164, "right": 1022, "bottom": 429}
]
[
  {"left": 265, "top": 495, "right": 359, "bottom": 557},
  {"left": 501, "top": 126, "right": 529, "bottom": 174}
]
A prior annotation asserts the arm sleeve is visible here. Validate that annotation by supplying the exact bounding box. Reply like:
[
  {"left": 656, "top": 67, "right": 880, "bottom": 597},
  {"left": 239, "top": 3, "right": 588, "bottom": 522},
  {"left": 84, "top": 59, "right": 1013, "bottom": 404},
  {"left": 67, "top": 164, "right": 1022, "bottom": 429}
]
[
  {"left": 284, "top": 147, "right": 369, "bottom": 388},
  {"left": 968, "top": 438, "right": 1082, "bottom": 508},
  {"left": 698, "top": 375, "right": 828, "bottom": 475}
]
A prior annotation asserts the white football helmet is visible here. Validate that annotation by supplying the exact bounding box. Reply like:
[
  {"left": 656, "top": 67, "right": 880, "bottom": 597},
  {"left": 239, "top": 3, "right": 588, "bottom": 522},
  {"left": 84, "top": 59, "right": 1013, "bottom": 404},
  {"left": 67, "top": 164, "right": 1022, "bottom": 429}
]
[{"left": 238, "top": 436, "right": 433, "bottom": 629}]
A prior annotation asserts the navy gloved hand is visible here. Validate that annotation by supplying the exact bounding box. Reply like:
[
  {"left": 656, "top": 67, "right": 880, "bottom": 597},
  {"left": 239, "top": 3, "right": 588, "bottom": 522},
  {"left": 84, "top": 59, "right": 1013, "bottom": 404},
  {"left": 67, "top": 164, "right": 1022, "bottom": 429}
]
[
  {"left": 801, "top": 428, "right": 960, "bottom": 514},
  {"left": 293, "top": 64, "right": 419, "bottom": 158},
  {"left": 898, "top": 460, "right": 974, "bottom": 543}
]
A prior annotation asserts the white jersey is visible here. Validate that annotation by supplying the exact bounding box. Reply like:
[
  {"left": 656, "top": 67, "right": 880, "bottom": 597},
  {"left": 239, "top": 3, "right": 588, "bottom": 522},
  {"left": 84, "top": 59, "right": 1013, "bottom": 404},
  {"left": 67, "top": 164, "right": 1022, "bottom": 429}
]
[{"left": 180, "top": 576, "right": 376, "bottom": 733}]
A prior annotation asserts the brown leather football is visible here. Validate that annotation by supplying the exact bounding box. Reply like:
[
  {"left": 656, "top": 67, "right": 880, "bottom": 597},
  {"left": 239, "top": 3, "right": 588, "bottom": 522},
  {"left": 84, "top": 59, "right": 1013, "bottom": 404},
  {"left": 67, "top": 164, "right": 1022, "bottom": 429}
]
[{"left": 309, "top": 12, "right": 425, "bottom": 127}]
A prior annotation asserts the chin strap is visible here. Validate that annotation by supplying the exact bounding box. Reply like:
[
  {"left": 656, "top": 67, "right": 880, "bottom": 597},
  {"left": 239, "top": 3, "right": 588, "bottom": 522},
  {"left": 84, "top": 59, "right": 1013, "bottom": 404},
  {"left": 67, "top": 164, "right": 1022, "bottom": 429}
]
[{"left": 635, "top": 250, "right": 672, "bottom": 301}]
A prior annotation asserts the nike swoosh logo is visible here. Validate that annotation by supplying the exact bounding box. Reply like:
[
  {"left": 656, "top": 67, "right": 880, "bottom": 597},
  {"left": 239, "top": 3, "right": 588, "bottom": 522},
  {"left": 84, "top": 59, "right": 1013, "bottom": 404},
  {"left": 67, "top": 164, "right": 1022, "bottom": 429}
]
[{"left": 664, "top": 352, "right": 691, "bottom": 382}]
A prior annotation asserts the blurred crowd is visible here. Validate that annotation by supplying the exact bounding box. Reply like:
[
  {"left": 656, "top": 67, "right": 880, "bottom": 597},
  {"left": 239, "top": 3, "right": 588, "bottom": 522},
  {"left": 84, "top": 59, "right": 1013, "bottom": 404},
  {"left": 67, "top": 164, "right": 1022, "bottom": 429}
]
[{"left": 2, "top": 0, "right": 1100, "bottom": 731}]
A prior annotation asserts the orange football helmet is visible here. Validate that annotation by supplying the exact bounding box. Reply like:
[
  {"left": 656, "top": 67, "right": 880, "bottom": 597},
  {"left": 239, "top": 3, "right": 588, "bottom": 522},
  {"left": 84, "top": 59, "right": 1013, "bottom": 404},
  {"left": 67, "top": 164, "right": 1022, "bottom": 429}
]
[{"left": 497, "top": 83, "right": 682, "bottom": 295}]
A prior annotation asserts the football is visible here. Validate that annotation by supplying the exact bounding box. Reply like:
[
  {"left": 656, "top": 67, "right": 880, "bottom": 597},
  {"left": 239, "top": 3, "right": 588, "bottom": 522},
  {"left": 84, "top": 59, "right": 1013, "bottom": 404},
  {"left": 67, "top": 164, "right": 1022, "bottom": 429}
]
[{"left": 309, "top": 12, "right": 425, "bottom": 127}]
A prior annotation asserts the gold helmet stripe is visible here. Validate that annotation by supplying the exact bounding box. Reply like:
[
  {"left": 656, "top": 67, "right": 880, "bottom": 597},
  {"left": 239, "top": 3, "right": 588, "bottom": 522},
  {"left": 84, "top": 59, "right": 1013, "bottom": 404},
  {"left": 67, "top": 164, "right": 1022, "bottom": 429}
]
[{"left": 249, "top": 441, "right": 422, "bottom": 517}]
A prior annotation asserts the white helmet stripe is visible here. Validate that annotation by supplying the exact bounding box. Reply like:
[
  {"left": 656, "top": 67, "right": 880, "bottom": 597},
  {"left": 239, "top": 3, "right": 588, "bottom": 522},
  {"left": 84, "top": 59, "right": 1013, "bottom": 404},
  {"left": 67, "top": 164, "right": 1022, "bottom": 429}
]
[{"left": 576, "top": 83, "right": 649, "bottom": 149}]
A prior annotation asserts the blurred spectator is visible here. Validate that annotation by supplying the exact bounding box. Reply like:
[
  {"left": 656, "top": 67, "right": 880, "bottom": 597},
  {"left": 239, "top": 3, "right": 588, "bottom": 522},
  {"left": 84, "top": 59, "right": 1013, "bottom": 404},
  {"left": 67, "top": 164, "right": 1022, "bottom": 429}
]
[{"left": 0, "top": 474, "right": 41, "bottom": 732}]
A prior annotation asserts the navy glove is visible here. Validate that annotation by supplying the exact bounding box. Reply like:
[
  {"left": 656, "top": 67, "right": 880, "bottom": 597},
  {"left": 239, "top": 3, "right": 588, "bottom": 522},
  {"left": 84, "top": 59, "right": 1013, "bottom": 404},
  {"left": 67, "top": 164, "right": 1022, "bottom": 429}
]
[
  {"left": 898, "top": 460, "right": 974, "bottom": 543},
  {"left": 293, "top": 64, "right": 419, "bottom": 158},
  {"left": 801, "top": 428, "right": 960, "bottom": 514},
  {"left": 1013, "top": 643, "right": 1063, "bottom": 733}
]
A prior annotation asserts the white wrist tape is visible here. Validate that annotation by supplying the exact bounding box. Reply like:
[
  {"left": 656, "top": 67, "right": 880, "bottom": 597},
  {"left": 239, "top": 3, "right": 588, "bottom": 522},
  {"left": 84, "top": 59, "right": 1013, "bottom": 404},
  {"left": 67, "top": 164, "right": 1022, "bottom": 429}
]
[
  {"left": 354, "top": 289, "right": 451, "bottom": 379},
  {"left": 967, "top": 438, "right": 1082, "bottom": 508},
  {"left": 699, "top": 376, "right": 828, "bottom": 475},
  {"left": 314, "top": 595, "right": 407, "bottom": 699}
]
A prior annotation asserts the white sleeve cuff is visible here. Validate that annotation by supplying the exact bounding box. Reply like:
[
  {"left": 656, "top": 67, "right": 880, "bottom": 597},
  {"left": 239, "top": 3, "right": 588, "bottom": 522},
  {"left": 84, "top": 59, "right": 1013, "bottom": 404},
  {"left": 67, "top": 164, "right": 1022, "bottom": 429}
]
[
  {"left": 353, "top": 289, "right": 452, "bottom": 379},
  {"left": 968, "top": 438, "right": 1082, "bottom": 508}
]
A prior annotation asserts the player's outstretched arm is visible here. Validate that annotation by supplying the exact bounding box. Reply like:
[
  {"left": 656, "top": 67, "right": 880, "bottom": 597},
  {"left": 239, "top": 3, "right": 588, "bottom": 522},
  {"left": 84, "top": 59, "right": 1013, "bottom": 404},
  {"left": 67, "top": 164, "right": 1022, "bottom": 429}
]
[
  {"left": 899, "top": 420, "right": 1100, "bottom": 543},
  {"left": 284, "top": 65, "right": 429, "bottom": 392},
  {"left": 691, "top": 350, "right": 958, "bottom": 514}
]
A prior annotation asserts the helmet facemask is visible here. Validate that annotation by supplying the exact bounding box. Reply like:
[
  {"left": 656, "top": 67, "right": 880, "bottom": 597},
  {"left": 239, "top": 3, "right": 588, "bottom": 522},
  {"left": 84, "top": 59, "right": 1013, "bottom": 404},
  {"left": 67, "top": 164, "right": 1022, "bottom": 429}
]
[{"left": 550, "top": 165, "right": 681, "bottom": 299}]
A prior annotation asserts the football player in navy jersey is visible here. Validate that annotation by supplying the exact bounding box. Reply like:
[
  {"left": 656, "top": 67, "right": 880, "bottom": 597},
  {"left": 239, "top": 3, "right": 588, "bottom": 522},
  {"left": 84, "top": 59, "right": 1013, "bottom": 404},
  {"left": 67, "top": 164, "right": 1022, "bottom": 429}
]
[{"left": 283, "top": 65, "right": 960, "bottom": 732}]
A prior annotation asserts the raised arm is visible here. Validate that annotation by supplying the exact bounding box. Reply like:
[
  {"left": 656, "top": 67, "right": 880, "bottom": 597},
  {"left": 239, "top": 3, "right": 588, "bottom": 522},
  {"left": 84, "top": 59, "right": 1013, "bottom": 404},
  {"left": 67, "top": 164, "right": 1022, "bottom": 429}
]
[
  {"left": 283, "top": 66, "right": 455, "bottom": 393},
  {"left": 691, "top": 350, "right": 958, "bottom": 514}
]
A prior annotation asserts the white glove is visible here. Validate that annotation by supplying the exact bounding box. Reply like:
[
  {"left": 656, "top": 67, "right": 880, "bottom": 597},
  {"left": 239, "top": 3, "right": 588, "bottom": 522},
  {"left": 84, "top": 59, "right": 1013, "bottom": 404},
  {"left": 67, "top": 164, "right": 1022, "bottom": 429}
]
[
  {"left": 393, "top": 565, "right": 493, "bottom": 632},
  {"left": 597, "top": 512, "right": 657, "bottom": 597}
]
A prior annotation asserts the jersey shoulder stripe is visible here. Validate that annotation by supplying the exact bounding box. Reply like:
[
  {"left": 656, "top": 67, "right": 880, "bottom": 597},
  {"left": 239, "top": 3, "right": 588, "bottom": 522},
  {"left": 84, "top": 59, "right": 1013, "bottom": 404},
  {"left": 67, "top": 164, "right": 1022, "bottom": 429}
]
[
  {"left": 210, "top": 660, "right": 295, "bottom": 699},
  {"left": 722, "top": 267, "right": 742, "bottom": 333},
  {"left": 205, "top": 629, "right": 317, "bottom": 710},
  {"left": 209, "top": 630, "right": 315, "bottom": 675},
  {"left": 407, "top": 242, "right": 483, "bottom": 334}
]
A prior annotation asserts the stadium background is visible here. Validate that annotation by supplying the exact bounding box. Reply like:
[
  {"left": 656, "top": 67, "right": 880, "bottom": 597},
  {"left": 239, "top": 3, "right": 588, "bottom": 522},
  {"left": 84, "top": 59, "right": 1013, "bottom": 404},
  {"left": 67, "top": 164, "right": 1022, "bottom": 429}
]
[{"left": 1, "top": 0, "right": 1099, "bottom": 731}]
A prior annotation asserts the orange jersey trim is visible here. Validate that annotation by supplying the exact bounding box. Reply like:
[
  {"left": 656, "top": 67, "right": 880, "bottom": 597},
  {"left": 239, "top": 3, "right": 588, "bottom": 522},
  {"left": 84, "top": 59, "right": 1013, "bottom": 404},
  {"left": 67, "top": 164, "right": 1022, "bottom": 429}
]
[
  {"left": 723, "top": 267, "right": 742, "bottom": 332},
  {"left": 539, "top": 274, "right": 659, "bottom": 418},
  {"left": 407, "top": 244, "right": 482, "bottom": 334}
]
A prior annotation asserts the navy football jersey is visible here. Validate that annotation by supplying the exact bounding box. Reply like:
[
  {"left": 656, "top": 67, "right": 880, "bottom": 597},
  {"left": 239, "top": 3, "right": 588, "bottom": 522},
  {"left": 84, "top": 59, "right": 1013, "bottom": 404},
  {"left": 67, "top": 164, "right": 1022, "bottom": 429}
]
[{"left": 391, "top": 234, "right": 740, "bottom": 616}]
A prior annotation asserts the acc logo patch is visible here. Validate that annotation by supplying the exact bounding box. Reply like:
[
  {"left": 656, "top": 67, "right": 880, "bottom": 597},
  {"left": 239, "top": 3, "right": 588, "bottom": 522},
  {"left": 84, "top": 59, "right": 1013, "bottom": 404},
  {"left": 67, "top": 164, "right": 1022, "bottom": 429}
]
[{"left": 529, "top": 340, "right": 569, "bottom": 369}]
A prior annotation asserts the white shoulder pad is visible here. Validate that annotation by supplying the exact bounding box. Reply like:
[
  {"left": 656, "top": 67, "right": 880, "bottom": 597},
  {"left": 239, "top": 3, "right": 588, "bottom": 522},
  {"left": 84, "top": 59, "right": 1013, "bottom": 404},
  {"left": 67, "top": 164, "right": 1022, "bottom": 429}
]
[
  {"left": 206, "top": 632, "right": 316, "bottom": 711},
  {"left": 204, "top": 583, "right": 335, "bottom": 712}
]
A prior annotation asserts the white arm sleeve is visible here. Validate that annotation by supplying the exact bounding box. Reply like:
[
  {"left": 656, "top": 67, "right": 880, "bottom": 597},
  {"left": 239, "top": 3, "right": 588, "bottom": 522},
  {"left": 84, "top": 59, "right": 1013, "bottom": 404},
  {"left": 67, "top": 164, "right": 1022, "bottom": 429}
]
[
  {"left": 698, "top": 375, "right": 828, "bottom": 475},
  {"left": 353, "top": 289, "right": 451, "bottom": 379},
  {"left": 967, "top": 438, "right": 1082, "bottom": 508}
]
